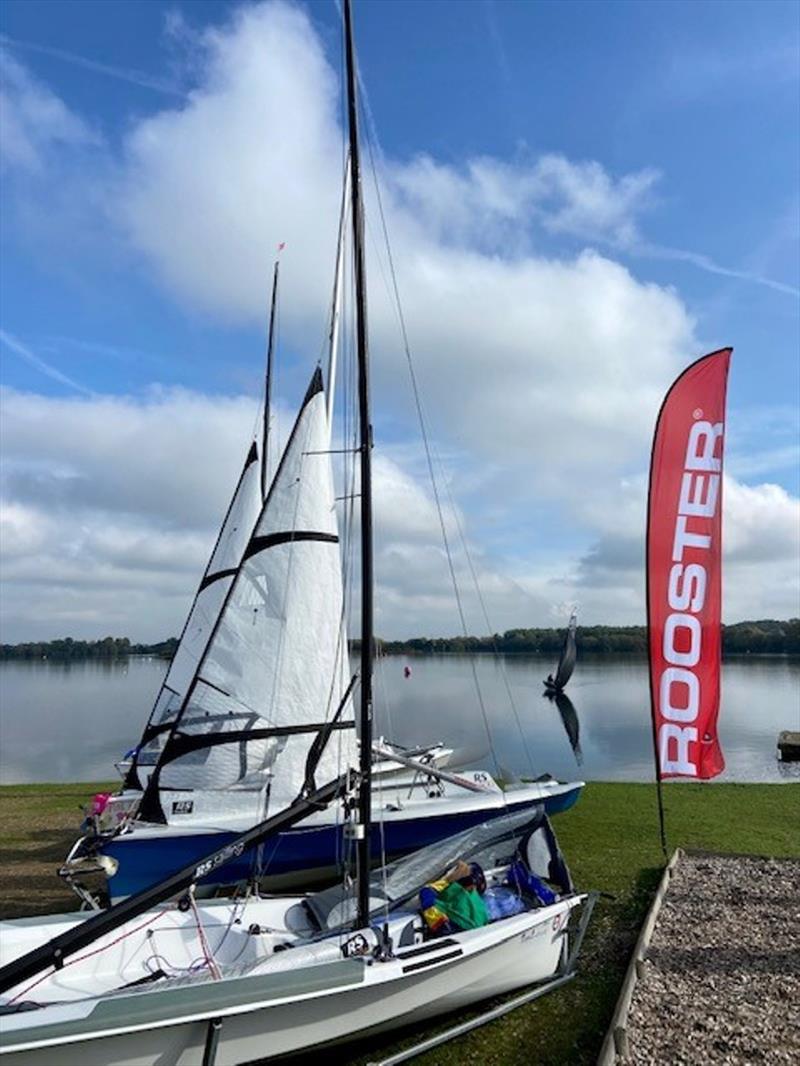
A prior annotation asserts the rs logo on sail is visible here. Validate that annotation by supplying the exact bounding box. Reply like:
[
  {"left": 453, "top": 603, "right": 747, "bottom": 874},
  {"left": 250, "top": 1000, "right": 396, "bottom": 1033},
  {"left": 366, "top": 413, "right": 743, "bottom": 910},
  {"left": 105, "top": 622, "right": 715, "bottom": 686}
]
[{"left": 658, "top": 419, "right": 723, "bottom": 777}]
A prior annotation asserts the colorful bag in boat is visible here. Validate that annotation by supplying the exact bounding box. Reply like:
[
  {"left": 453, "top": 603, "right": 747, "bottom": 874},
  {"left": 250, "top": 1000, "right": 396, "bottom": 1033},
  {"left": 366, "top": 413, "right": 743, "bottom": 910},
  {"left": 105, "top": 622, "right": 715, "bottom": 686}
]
[
  {"left": 420, "top": 879, "right": 488, "bottom": 932},
  {"left": 420, "top": 879, "right": 452, "bottom": 934},
  {"left": 506, "top": 860, "right": 557, "bottom": 906}
]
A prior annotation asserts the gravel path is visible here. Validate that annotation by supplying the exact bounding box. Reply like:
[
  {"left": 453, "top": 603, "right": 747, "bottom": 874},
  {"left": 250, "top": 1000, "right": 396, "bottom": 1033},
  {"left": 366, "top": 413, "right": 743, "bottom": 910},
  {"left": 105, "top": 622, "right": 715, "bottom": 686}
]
[{"left": 623, "top": 854, "right": 800, "bottom": 1064}]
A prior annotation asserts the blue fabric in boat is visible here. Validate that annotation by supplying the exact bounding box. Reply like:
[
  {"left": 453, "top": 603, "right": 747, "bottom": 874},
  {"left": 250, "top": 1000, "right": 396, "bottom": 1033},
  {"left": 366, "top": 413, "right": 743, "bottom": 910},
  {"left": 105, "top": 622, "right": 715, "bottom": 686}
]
[{"left": 483, "top": 886, "right": 526, "bottom": 921}]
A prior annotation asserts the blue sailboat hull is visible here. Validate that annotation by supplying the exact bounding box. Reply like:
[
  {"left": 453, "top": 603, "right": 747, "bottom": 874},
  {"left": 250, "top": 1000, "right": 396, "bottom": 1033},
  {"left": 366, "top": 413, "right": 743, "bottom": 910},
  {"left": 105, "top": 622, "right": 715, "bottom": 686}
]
[{"left": 102, "top": 784, "right": 582, "bottom": 899}]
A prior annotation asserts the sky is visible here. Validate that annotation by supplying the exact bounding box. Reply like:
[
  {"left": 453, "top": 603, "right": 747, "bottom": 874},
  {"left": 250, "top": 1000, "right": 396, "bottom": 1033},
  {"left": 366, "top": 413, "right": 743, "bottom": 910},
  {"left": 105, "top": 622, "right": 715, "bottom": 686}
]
[{"left": 0, "top": 0, "right": 798, "bottom": 643}]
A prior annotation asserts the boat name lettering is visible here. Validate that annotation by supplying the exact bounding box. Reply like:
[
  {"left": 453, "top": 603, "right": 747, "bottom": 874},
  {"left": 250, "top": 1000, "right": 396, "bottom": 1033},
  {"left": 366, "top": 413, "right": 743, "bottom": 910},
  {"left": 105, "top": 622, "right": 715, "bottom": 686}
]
[
  {"left": 195, "top": 842, "right": 245, "bottom": 879},
  {"left": 521, "top": 925, "right": 543, "bottom": 942},
  {"left": 342, "top": 933, "right": 371, "bottom": 957}
]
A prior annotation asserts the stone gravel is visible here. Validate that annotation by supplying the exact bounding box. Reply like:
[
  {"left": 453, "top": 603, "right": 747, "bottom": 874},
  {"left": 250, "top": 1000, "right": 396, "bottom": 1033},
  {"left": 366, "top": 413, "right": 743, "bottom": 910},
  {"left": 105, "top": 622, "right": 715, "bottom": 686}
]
[{"left": 623, "top": 853, "right": 800, "bottom": 1065}]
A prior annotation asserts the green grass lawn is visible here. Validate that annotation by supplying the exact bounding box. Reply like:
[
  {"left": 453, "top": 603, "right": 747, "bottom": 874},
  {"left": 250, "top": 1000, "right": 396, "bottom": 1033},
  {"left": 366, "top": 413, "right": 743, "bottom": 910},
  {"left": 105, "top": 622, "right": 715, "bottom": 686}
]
[{"left": 1, "top": 781, "right": 798, "bottom": 1064}]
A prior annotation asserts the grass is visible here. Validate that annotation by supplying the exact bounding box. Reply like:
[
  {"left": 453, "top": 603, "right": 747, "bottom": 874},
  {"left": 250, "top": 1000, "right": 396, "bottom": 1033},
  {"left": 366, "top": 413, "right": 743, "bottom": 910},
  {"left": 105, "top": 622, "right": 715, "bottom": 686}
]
[
  {"left": 0, "top": 781, "right": 116, "bottom": 917},
  {"left": 1, "top": 781, "right": 798, "bottom": 1063}
]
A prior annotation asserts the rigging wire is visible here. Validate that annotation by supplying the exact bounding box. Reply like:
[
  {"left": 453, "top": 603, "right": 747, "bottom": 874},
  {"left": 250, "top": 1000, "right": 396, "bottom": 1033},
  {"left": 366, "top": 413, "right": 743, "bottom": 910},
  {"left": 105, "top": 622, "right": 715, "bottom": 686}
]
[
  {"left": 352, "top": 47, "right": 538, "bottom": 783},
  {"left": 188, "top": 890, "right": 221, "bottom": 980},
  {"left": 360, "top": 119, "right": 503, "bottom": 786},
  {"left": 431, "top": 440, "right": 537, "bottom": 779}
]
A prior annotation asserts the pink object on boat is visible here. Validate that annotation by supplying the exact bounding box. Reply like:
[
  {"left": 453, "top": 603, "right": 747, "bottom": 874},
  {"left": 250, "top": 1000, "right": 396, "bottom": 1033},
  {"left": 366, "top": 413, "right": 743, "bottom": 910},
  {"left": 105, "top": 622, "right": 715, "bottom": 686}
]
[{"left": 90, "top": 793, "right": 112, "bottom": 816}]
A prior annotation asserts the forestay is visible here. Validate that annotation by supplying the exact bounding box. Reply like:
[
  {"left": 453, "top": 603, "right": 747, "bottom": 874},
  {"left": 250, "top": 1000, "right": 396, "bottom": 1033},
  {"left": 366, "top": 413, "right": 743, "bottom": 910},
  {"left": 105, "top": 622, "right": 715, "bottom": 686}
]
[{"left": 140, "top": 369, "right": 355, "bottom": 824}]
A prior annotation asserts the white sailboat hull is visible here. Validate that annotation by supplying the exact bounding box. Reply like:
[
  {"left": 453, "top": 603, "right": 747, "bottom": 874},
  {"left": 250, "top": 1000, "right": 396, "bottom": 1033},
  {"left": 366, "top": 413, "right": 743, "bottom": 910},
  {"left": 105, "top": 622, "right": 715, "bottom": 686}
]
[{"left": 1, "top": 896, "right": 580, "bottom": 1066}]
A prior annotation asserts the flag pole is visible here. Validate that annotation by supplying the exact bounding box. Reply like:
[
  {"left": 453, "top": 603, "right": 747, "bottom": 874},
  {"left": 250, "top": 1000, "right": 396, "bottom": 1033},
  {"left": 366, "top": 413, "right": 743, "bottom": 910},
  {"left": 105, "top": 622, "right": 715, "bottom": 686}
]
[
  {"left": 646, "top": 381, "right": 671, "bottom": 864},
  {"left": 645, "top": 347, "right": 733, "bottom": 863}
]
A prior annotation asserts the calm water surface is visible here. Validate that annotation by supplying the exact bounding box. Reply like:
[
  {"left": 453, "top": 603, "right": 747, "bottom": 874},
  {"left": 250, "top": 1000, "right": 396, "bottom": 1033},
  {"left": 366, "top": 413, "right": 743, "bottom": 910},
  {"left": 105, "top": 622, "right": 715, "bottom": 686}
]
[{"left": 0, "top": 655, "right": 798, "bottom": 785}]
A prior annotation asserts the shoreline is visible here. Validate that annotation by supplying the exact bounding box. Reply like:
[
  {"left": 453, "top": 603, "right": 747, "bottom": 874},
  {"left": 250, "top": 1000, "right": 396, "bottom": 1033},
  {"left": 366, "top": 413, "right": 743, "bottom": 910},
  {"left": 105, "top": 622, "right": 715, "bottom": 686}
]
[{"left": 3, "top": 649, "right": 798, "bottom": 662}]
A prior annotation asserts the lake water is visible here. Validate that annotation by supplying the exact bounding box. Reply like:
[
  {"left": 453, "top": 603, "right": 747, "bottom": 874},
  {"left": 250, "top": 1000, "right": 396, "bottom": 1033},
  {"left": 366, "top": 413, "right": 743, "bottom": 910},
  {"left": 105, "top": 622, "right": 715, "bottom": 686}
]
[{"left": 1, "top": 654, "right": 797, "bottom": 787}]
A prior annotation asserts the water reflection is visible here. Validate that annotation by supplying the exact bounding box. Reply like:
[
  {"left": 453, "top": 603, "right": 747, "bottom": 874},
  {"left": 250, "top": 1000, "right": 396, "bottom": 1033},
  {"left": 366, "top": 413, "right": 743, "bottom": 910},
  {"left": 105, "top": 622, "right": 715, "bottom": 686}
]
[
  {"left": 0, "top": 654, "right": 797, "bottom": 785},
  {"left": 543, "top": 689, "right": 582, "bottom": 766}
]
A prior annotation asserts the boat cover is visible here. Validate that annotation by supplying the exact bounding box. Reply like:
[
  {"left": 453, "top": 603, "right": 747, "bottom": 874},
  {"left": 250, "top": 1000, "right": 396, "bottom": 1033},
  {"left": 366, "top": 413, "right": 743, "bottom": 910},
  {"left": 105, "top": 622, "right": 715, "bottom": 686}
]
[{"left": 307, "top": 805, "right": 571, "bottom": 931}]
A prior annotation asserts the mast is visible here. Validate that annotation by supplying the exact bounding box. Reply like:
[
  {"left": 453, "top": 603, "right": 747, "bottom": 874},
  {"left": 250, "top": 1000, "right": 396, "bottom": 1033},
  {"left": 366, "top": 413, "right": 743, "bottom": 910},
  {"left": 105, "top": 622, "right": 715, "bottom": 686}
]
[
  {"left": 343, "top": 0, "right": 374, "bottom": 930},
  {"left": 262, "top": 260, "right": 279, "bottom": 500}
]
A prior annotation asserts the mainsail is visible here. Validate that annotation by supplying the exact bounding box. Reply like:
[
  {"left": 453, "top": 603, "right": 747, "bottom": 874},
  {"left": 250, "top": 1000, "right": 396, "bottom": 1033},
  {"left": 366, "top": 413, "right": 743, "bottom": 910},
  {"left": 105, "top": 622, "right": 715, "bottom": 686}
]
[
  {"left": 549, "top": 610, "right": 577, "bottom": 691},
  {"left": 138, "top": 369, "right": 355, "bottom": 824},
  {"left": 126, "top": 441, "right": 262, "bottom": 790}
]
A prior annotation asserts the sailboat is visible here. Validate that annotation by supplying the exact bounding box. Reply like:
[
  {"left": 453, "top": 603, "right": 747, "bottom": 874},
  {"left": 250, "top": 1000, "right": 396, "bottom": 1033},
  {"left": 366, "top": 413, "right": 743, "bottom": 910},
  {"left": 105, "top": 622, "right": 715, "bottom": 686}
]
[
  {"left": 0, "top": 6, "right": 597, "bottom": 1061},
  {"left": 543, "top": 609, "right": 578, "bottom": 693},
  {"left": 57, "top": 94, "right": 581, "bottom": 916},
  {"left": 60, "top": 331, "right": 581, "bottom": 904},
  {"left": 61, "top": 357, "right": 580, "bottom": 903}
]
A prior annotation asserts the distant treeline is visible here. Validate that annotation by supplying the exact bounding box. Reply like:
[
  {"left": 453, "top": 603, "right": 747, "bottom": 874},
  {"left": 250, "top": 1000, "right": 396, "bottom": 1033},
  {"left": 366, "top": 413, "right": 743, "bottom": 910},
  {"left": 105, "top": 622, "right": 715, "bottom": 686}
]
[
  {"left": 2, "top": 620, "right": 798, "bottom": 661},
  {"left": 0, "top": 636, "right": 179, "bottom": 662},
  {"left": 369, "top": 619, "right": 800, "bottom": 657}
]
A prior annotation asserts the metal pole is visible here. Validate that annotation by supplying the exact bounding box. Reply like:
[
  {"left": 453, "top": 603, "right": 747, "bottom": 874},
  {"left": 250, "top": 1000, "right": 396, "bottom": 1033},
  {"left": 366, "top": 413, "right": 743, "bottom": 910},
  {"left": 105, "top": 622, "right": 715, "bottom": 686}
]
[
  {"left": 646, "top": 400, "right": 669, "bottom": 862},
  {"left": 371, "top": 742, "right": 493, "bottom": 794},
  {"left": 369, "top": 973, "right": 576, "bottom": 1066},
  {"left": 202, "top": 1018, "right": 223, "bottom": 1066},
  {"left": 343, "top": 0, "right": 374, "bottom": 931},
  {"left": 262, "top": 260, "right": 279, "bottom": 501}
]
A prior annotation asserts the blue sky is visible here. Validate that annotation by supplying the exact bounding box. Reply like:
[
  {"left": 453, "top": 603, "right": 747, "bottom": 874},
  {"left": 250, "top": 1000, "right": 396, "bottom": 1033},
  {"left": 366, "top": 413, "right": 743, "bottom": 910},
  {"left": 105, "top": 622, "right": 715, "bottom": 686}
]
[{"left": 1, "top": 0, "right": 798, "bottom": 641}]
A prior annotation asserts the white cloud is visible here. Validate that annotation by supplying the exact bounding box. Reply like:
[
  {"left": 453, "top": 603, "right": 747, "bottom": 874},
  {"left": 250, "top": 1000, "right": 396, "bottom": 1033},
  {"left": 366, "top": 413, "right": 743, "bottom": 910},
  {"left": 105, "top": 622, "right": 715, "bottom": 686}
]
[
  {"left": 1, "top": 386, "right": 259, "bottom": 528},
  {"left": 116, "top": 2, "right": 344, "bottom": 323},
  {"left": 723, "top": 479, "right": 800, "bottom": 565},
  {"left": 568, "top": 475, "right": 800, "bottom": 623},
  {"left": 0, "top": 387, "right": 260, "bottom": 640},
  {"left": 0, "top": 2, "right": 796, "bottom": 641},
  {"left": 389, "top": 153, "right": 659, "bottom": 251},
  {"left": 100, "top": 2, "right": 693, "bottom": 499}
]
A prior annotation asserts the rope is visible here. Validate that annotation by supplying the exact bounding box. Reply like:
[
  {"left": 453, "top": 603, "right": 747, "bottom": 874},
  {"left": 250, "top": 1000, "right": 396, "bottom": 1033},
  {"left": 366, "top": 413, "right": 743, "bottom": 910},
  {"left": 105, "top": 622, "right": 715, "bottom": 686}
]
[
  {"left": 189, "top": 891, "right": 221, "bottom": 981},
  {"left": 8, "top": 906, "right": 173, "bottom": 1004}
]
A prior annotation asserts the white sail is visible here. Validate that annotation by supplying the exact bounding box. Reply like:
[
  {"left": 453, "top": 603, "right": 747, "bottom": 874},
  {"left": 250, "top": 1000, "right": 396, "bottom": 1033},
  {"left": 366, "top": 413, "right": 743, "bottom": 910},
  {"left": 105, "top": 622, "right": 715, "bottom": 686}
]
[
  {"left": 149, "top": 369, "right": 355, "bottom": 822},
  {"left": 164, "top": 443, "right": 263, "bottom": 703},
  {"left": 131, "top": 441, "right": 262, "bottom": 784}
]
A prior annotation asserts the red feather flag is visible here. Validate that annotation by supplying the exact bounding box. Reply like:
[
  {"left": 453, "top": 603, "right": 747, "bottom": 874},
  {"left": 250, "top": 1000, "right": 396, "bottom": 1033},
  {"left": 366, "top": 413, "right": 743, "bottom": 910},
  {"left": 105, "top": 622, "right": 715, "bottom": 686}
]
[{"left": 647, "top": 348, "right": 732, "bottom": 781}]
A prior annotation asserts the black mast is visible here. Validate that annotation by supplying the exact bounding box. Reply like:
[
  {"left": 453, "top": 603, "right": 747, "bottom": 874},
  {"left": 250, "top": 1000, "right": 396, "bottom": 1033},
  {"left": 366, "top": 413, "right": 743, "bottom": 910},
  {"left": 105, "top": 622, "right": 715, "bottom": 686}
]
[
  {"left": 262, "top": 260, "right": 279, "bottom": 501},
  {"left": 343, "top": 0, "right": 374, "bottom": 930}
]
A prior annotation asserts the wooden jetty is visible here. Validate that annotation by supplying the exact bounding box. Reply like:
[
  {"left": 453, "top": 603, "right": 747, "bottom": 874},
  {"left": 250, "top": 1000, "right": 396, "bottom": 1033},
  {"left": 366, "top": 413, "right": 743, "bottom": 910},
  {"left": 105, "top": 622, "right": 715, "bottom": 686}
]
[{"left": 778, "top": 731, "right": 800, "bottom": 761}]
